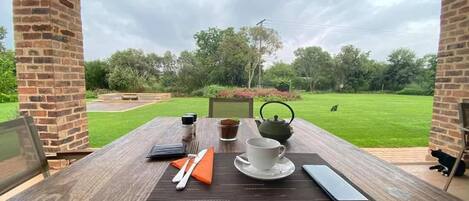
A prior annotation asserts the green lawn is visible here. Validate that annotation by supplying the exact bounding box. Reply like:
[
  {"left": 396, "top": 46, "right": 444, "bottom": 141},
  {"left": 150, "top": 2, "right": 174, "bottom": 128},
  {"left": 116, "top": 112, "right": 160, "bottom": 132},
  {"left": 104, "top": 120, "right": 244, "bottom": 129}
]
[
  {"left": 0, "top": 102, "right": 18, "bottom": 122},
  {"left": 0, "top": 93, "right": 433, "bottom": 148}
]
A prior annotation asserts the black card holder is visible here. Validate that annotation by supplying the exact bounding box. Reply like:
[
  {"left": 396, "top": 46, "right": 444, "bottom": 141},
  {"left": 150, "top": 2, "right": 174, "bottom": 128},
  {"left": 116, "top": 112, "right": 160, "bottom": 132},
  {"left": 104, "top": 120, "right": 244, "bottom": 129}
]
[{"left": 146, "top": 143, "right": 187, "bottom": 160}]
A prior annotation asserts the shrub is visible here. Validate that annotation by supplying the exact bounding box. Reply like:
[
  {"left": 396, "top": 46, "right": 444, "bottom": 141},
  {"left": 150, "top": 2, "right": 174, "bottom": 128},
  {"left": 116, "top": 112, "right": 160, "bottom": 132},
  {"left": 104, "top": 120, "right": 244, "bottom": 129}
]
[
  {"left": 0, "top": 93, "right": 18, "bottom": 103},
  {"left": 142, "top": 76, "right": 164, "bottom": 92},
  {"left": 397, "top": 83, "right": 429, "bottom": 96},
  {"left": 85, "top": 90, "right": 98, "bottom": 99},
  {"left": 107, "top": 67, "right": 145, "bottom": 92},
  {"left": 190, "top": 88, "right": 205, "bottom": 97},
  {"left": 203, "top": 85, "right": 228, "bottom": 98},
  {"left": 217, "top": 88, "right": 300, "bottom": 101},
  {"left": 274, "top": 80, "right": 290, "bottom": 92}
]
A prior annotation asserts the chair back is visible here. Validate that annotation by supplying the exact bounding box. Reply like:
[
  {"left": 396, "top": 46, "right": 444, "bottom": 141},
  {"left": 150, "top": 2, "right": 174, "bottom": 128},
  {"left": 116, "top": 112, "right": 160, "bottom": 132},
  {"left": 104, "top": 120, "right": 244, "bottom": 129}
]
[
  {"left": 0, "top": 116, "right": 49, "bottom": 195},
  {"left": 209, "top": 98, "right": 254, "bottom": 118},
  {"left": 460, "top": 102, "right": 469, "bottom": 149}
]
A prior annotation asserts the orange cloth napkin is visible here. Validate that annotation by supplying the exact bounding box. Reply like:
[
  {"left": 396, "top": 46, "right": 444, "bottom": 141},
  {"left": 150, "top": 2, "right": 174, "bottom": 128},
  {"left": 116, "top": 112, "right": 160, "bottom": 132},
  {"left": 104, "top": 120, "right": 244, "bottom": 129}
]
[{"left": 170, "top": 147, "right": 214, "bottom": 185}]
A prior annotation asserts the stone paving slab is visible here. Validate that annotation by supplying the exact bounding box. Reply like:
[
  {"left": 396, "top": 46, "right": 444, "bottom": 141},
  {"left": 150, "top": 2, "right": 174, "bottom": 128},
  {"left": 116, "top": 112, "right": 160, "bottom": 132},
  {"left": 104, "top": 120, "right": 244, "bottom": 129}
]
[
  {"left": 86, "top": 101, "right": 154, "bottom": 112},
  {"left": 362, "top": 147, "right": 434, "bottom": 164}
]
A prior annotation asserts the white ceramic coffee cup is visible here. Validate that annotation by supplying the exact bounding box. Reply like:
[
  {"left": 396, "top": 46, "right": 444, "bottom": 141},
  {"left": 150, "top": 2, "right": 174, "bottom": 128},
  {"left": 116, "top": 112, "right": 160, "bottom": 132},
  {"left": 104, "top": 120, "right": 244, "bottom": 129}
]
[{"left": 245, "top": 138, "right": 286, "bottom": 170}]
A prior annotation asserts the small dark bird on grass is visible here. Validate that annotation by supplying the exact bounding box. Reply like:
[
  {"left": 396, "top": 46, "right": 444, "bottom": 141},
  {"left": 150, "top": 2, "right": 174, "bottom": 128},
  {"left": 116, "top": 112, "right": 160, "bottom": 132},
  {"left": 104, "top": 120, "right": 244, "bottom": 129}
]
[{"left": 330, "top": 104, "right": 339, "bottom": 112}]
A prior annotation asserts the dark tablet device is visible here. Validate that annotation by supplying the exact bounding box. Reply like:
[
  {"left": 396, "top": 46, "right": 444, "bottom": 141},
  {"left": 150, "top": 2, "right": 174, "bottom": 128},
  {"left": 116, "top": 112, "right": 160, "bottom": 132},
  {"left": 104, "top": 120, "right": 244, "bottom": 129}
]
[{"left": 146, "top": 143, "right": 186, "bottom": 159}]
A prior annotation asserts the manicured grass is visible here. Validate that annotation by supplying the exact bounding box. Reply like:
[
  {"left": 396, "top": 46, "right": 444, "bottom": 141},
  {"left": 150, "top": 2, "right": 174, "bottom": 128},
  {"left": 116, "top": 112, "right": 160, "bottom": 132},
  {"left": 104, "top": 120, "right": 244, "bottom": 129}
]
[
  {"left": 88, "top": 93, "right": 432, "bottom": 148},
  {"left": 0, "top": 102, "right": 18, "bottom": 122},
  {"left": 0, "top": 94, "right": 433, "bottom": 148}
]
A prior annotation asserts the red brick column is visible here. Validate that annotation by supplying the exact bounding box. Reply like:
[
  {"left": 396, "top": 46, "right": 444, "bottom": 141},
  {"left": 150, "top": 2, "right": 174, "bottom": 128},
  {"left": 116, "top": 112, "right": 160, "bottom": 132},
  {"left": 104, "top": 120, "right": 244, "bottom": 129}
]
[
  {"left": 430, "top": 0, "right": 469, "bottom": 159},
  {"left": 13, "top": 0, "right": 88, "bottom": 153}
]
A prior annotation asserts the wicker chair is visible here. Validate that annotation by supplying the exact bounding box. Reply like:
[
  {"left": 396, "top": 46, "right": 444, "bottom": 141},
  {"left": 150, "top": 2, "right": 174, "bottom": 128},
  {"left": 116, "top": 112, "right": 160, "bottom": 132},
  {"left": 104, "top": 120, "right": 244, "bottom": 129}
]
[
  {"left": 208, "top": 98, "right": 253, "bottom": 118},
  {"left": 443, "top": 102, "right": 469, "bottom": 191}
]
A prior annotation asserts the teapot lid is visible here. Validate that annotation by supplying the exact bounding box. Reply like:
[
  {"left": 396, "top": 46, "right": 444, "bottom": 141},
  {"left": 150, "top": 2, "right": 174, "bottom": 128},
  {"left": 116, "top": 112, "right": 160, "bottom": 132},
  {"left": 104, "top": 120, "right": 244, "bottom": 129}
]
[{"left": 268, "top": 115, "right": 286, "bottom": 124}]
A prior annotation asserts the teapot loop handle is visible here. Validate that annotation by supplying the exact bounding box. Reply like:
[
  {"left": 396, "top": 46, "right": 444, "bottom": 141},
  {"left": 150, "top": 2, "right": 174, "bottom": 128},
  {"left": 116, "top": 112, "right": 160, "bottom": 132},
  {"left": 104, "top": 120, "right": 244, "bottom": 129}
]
[{"left": 259, "top": 101, "right": 295, "bottom": 125}]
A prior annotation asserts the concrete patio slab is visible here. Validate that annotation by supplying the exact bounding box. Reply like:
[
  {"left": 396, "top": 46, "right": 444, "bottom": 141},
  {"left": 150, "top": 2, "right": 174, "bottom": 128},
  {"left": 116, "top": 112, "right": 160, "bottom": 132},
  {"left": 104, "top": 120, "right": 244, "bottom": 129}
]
[
  {"left": 363, "top": 147, "right": 434, "bottom": 164},
  {"left": 398, "top": 164, "right": 469, "bottom": 201}
]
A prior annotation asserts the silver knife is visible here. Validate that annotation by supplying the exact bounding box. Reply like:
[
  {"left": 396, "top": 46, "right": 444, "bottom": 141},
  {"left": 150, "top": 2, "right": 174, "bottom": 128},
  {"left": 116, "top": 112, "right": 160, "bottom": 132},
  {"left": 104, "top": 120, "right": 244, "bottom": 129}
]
[{"left": 176, "top": 149, "right": 208, "bottom": 190}]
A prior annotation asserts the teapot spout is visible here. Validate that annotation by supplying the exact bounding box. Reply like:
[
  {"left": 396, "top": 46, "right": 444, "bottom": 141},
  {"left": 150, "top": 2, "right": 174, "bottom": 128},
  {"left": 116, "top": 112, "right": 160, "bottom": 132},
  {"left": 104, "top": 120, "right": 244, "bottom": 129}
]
[{"left": 255, "top": 119, "right": 261, "bottom": 127}]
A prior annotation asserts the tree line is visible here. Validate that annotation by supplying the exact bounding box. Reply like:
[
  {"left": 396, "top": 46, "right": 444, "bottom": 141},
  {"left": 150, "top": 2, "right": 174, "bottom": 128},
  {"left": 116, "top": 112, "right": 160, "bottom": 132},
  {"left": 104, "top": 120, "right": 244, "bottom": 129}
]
[
  {"left": 0, "top": 26, "right": 17, "bottom": 101},
  {"left": 0, "top": 25, "right": 437, "bottom": 98},
  {"left": 85, "top": 26, "right": 436, "bottom": 95}
]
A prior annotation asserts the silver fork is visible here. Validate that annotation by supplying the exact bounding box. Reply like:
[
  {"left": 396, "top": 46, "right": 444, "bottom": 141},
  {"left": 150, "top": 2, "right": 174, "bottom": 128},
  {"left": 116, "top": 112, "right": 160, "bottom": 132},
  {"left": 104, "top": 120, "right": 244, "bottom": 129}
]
[{"left": 172, "top": 140, "right": 199, "bottom": 183}]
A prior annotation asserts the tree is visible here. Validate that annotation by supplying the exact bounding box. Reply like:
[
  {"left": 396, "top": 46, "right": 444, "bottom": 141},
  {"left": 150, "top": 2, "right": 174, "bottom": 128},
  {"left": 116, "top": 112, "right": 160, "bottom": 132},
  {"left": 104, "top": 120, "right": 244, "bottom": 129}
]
[
  {"left": 216, "top": 29, "right": 250, "bottom": 86},
  {"left": 0, "top": 50, "right": 16, "bottom": 94},
  {"left": 159, "top": 51, "right": 179, "bottom": 88},
  {"left": 241, "top": 26, "right": 282, "bottom": 88},
  {"left": 264, "top": 62, "right": 296, "bottom": 91},
  {"left": 413, "top": 54, "right": 437, "bottom": 95},
  {"left": 193, "top": 27, "right": 252, "bottom": 87},
  {"left": 85, "top": 60, "right": 109, "bottom": 90},
  {"left": 292, "top": 46, "right": 333, "bottom": 91},
  {"left": 193, "top": 27, "right": 225, "bottom": 87},
  {"left": 367, "top": 61, "right": 388, "bottom": 91},
  {"left": 0, "top": 27, "right": 16, "bottom": 94},
  {"left": 108, "top": 48, "right": 160, "bottom": 78},
  {"left": 175, "top": 51, "right": 205, "bottom": 93},
  {"left": 107, "top": 67, "right": 144, "bottom": 92},
  {"left": 0, "top": 26, "right": 6, "bottom": 52},
  {"left": 334, "top": 45, "right": 370, "bottom": 92},
  {"left": 384, "top": 48, "right": 422, "bottom": 91}
]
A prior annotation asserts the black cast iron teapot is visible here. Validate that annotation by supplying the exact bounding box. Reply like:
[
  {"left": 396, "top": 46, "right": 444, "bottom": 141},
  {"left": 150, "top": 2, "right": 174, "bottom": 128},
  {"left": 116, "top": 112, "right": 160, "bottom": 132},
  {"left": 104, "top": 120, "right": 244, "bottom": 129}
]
[{"left": 255, "top": 101, "right": 295, "bottom": 142}]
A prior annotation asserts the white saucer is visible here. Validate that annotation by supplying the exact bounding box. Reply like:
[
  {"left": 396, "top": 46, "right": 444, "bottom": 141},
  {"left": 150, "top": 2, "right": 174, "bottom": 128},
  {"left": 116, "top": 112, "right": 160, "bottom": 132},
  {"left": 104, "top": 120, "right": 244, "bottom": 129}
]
[{"left": 234, "top": 153, "right": 295, "bottom": 180}]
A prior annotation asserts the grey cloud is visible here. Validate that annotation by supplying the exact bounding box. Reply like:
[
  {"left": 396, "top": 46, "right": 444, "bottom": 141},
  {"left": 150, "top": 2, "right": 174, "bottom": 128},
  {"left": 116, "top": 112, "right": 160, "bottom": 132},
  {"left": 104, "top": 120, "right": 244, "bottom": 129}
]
[{"left": 0, "top": 0, "right": 440, "bottom": 64}]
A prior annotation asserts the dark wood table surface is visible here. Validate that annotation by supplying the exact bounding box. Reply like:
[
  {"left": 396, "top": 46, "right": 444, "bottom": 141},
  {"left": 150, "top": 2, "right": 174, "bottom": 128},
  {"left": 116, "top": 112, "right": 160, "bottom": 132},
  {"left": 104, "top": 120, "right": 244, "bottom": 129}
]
[{"left": 9, "top": 117, "right": 461, "bottom": 201}]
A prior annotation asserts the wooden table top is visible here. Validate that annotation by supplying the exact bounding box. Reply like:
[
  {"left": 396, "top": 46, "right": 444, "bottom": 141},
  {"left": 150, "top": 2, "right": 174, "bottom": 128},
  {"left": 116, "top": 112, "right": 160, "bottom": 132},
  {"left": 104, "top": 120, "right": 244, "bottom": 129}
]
[{"left": 10, "top": 117, "right": 461, "bottom": 201}]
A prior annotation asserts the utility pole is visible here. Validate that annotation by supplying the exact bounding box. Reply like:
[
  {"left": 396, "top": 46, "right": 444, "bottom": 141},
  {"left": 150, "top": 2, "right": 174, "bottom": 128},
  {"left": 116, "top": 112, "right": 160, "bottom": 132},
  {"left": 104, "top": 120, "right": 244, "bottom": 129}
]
[{"left": 256, "top": 19, "right": 266, "bottom": 88}]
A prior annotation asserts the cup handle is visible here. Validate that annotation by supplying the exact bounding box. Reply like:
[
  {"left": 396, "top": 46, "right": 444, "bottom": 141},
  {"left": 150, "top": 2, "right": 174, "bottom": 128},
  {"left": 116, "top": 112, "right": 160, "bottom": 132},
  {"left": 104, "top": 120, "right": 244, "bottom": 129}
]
[
  {"left": 278, "top": 145, "right": 286, "bottom": 159},
  {"left": 236, "top": 155, "right": 251, "bottom": 165}
]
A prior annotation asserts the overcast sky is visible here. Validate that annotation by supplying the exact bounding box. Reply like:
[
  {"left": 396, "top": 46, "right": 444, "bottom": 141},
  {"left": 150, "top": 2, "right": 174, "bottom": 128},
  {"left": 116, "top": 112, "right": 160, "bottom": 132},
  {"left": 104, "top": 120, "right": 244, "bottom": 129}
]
[{"left": 1, "top": 0, "right": 440, "bottom": 65}]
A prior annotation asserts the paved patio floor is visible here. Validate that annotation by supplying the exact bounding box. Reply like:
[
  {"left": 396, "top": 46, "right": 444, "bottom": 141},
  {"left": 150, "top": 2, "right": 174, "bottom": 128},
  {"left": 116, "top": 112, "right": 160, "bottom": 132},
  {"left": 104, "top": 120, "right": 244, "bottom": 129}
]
[{"left": 364, "top": 147, "right": 468, "bottom": 200}]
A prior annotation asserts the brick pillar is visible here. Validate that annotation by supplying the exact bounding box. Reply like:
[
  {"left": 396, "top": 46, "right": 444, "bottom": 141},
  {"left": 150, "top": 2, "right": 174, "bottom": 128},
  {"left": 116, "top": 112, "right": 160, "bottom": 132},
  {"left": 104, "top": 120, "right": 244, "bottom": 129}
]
[
  {"left": 429, "top": 0, "right": 469, "bottom": 159},
  {"left": 13, "top": 0, "right": 88, "bottom": 153}
]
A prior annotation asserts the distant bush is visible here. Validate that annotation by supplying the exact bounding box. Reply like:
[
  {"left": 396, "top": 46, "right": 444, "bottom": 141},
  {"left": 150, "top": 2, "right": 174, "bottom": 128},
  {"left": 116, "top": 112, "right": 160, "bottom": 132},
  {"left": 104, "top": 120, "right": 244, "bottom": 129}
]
[
  {"left": 85, "top": 90, "right": 98, "bottom": 99},
  {"left": 107, "top": 67, "right": 145, "bottom": 92},
  {"left": 274, "top": 80, "right": 290, "bottom": 92},
  {"left": 397, "top": 83, "right": 430, "bottom": 96},
  {"left": 217, "top": 88, "right": 300, "bottom": 101},
  {"left": 190, "top": 88, "right": 205, "bottom": 97},
  {"left": 191, "top": 85, "right": 228, "bottom": 97},
  {"left": 0, "top": 93, "right": 18, "bottom": 103},
  {"left": 142, "top": 77, "right": 164, "bottom": 92},
  {"left": 204, "top": 85, "right": 228, "bottom": 97}
]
